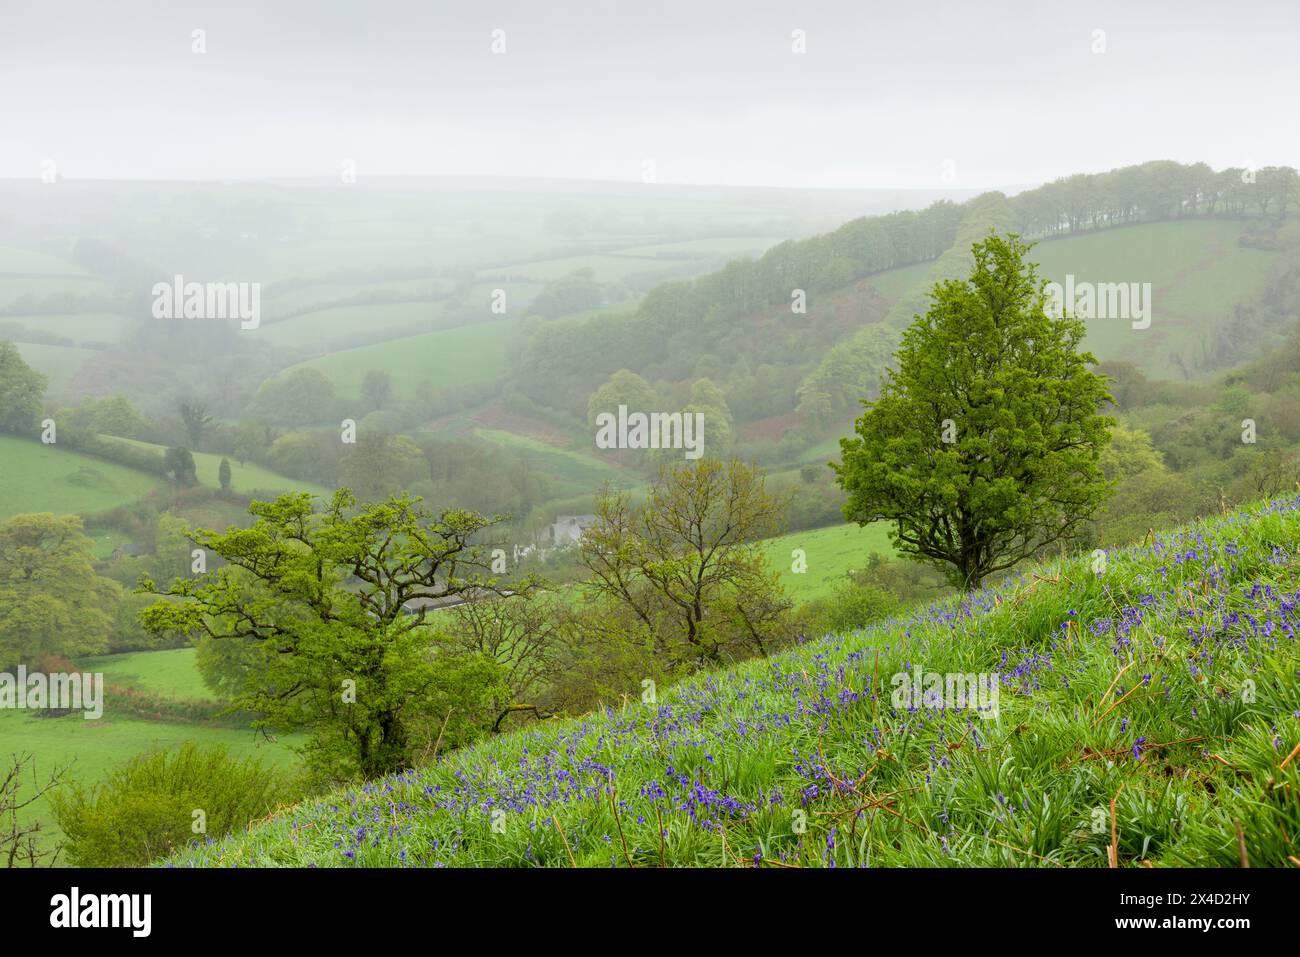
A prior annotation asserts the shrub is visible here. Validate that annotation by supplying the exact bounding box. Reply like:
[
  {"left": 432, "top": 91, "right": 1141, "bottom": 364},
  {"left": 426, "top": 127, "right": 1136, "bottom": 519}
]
[{"left": 51, "top": 743, "right": 297, "bottom": 866}]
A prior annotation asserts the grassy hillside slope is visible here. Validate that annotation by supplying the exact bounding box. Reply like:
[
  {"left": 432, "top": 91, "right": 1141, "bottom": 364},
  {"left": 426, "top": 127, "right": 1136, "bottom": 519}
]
[
  {"left": 283, "top": 318, "right": 517, "bottom": 401},
  {"left": 0, "top": 435, "right": 159, "bottom": 519},
  {"left": 761, "top": 522, "right": 896, "bottom": 602},
  {"left": 97, "top": 436, "right": 332, "bottom": 498},
  {"left": 166, "top": 496, "right": 1300, "bottom": 867},
  {"left": 4, "top": 647, "right": 301, "bottom": 862}
]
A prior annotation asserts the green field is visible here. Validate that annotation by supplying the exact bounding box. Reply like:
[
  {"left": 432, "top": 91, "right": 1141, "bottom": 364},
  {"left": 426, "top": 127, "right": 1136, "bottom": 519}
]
[
  {"left": 286, "top": 318, "right": 518, "bottom": 401},
  {"left": 0, "top": 435, "right": 159, "bottom": 519},
  {"left": 3, "top": 647, "right": 301, "bottom": 863},
  {"left": 761, "top": 521, "right": 896, "bottom": 601},
  {"left": 472, "top": 427, "right": 640, "bottom": 496},
  {"left": 0, "top": 275, "right": 110, "bottom": 305},
  {"left": 81, "top": 647, "right": 218, "bottom": 701},
  {"left": 861, "top": 260, "right": 937, "bottom": 303},
  {"left": 258, "top": 284, "right": 542, "bottom": 350},
  {"left": 99, "top": 436, "right": 332, "bottom": 498},
  {"left": 1029, "top": 219, "right": 1282, "bottom": 379}
]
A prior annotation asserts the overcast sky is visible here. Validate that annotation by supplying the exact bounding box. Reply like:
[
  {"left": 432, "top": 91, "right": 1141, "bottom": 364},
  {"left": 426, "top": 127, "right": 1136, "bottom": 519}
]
[{"left": 2, "top": 0, "right": 1296, "bottom": 189}]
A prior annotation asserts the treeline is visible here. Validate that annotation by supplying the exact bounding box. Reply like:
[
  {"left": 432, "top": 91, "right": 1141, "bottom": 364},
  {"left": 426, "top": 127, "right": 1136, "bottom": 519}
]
[{"left": 515, "top": 160, "right": 1299, "bottom": 426}]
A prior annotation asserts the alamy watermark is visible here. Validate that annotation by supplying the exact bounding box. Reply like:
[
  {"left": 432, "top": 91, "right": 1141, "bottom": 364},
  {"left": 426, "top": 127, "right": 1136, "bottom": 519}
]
[
  {"left": 151, "top": 275, "right": 261, "bottom": 330},
  {"left": 891, "top": 668, "right": 999, "bottom": 719},
  {"left": 1044, "top": 274, "right": 1151, "bottom": 330},
  {"left": 0, "top": 666, "right": 103, "bottom": 719},
  {"left": 594, "top": 405, "right": 705, "bottom": 460}
]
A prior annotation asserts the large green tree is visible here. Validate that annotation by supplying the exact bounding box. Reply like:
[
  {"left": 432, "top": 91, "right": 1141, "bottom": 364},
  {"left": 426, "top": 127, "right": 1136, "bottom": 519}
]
[
  {"left": 0, "top": 513, "right": 120, "bottom": 667},
  {"left": 0, "top": 341, "right": 46, "bottom": 436},
  {"left": 833, "top": 233, "right": 1114, "bottom": 590},
  {"left": 141, "top": 491, "right": 517, "bottom": 782}
]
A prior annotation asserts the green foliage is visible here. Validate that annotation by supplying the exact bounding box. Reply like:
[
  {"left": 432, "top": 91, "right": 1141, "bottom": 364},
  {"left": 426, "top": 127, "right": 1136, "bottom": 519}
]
[
  {"left": 835, "top": 233, "right": 1114, "bottom": 589},
  {"left": 797, "top": 325, "right": 896, "bottom": 427},
  {"left": 62, "top": 394, "right": 150, "bottom": 440},
  {"left": 578, "top": 459, "right": 792, "bottom": 672},
  {"left": 0, "top": 512, "right": 119, "bottom": 667},
  {"left": 50, "top": 743, "right": 294, "bottom": 867},
  {"left": 337, "top": 433, "right": 425, "bottom": 504},
  {"left": 805, "top": 579, "right": 900, "bottom": 635},
  {"left": 587, "top": 369, "right": 659, "bottom": 428},
  {"left": 163, "top": 447, "right": 198, "bottom": 486},
  {"left": 1098, "top": 423, "right": 1165, "bottom": 482},
  {"left": 163, "top": 495, "right": 1300, "bottom": 868},
  {"left": 218, "top": 456, "right": 232, "bottom": 491},
  {"left": 360, "top": 369, "right": 393, "bottom": 412},
  {"left": 0, "top": 340, "right": 46, "bottom": 436},
  {"left": 529, "top": 268, "right": 604, "bottom": 320},
  {"left": 179, "top": 401, "right": 214, "bottom": 450},
  {"left": 140, "top": 490, "right": 518, "bottom": 782},
  {"left": 250, "top": 367, "right": 336, "bottom": 428}
]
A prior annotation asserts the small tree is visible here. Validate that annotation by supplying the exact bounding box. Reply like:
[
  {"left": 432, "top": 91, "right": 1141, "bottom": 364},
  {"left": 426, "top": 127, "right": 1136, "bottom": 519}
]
[
  {"left": 141, "top": 490, "right": 522, "bottom": 782},
  {"left": 2, "top": 752, "right": 70, "bottom": 867},
  {"left": 833, "top": 233, "right": 1114, "bottom": 590},
  {"left": 360, "top": 369, "right": 393, "bottom": 412},
  {"left": 444, "top": 591, "right": 566, "bottom": 733},
  {"left": 163, "top": 447, "right": 198, "bottom": 487},
  {"left": 179, "top": 401, "right": 214, "bottom": 450},
  {"left": 579, "top": 458, "right": 791, "bottom": 669},
  {"left": 218, "top": 456, "right": 232, "bottom": 492},
  {"left": 50, "top": 743, "right": 291, "bottom": 866}
]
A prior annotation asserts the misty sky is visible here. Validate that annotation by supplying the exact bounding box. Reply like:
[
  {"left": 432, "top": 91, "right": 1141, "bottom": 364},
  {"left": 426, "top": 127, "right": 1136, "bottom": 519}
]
[{"left": 2, "top": 0, "right": 1296, "bottom": 189}]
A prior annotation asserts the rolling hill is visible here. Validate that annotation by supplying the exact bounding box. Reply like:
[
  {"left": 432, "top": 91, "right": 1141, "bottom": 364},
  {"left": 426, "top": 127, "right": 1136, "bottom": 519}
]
[
  {"left": 163, "top": 493, "right": 1300, "bottom": 868},
  {"left": 0, "top": 435, "right": 159, "bottom": 519}
]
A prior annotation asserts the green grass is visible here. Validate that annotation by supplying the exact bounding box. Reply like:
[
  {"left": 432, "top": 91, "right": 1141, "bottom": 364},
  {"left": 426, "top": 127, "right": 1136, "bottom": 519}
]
[
  {"left": 761, "top": 522, "right": 897, "bottom": 601},
  {"left": 0, "top": 435, "right": 160, "bottom": 519},
  {"left": 81, "top": 648, "right": 218, "bottom": 702},
  {"left": 98, "top": 436, "right": 332, "bottom": 498},
  {"left": 284, "top": 318, "right": 517, "bottom": 401},
  {"left": 1030, "top": 219, "right": 1282, "bottom": 379},
  {"left": 0, "top": 275, "right": 109, "bottom": 306},
  {"left": 166, "top": 494, "right": 1300, "bottom": 868},
  {"left": 258, "top": 290, "right": 538, "bottom": 350},
  {"left": 472, "top": 427, "right": 640, "bottom": 496},
  {"left": 610, "top": 236, "right": 784, "bottom": 261},
  {"left": 862, "top": 260, "right": 937, "bottom": 303},
  {"left": 4, "top": 646, "right": 301, "bottom": 863}
]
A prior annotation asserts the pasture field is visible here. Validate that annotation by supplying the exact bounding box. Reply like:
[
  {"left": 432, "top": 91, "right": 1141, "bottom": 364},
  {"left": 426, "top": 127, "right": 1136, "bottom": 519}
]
[
  {"left": 0, "top": 275, "right": 111, "bottom": 306},
  {"left": 286, "top": 318, "right": 518, "bottom": 400},
  {"left": 81, "top": 647, "right": 217, "bottom": 701},
  {"left": 1031, "top": 219, "right": 1281, "bottom": 379},
  {"left": 4, "top": 644, "right": 301, "bottom": 864},
  {"left": 258, "top": 300, "right": 451, "bottom": 349},
  {"left": 472, "top": 427, "right": 642, "bottom": 498},
  {"left": 860, "top": 259, "right": 937, "bottom": 303},
  {"left": 761, "top": 521, "right": 897, "bottom": 602},
  {"left": 0, "top": 436, "right": 159, "bottom": 519},
  {"left": 0, "top": 245, "right": 97, "bottom": 276},
  {"left": 96, "top": 436, "right": 332, "bottom": 498}
]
